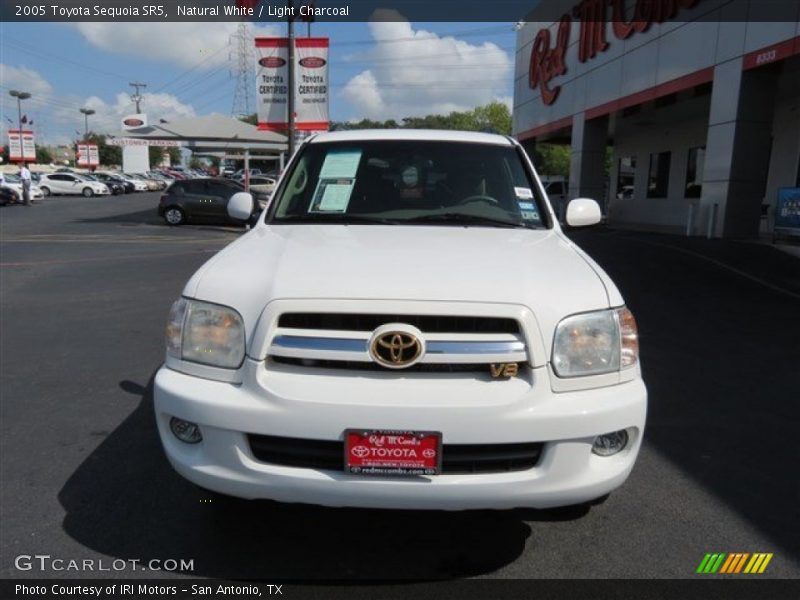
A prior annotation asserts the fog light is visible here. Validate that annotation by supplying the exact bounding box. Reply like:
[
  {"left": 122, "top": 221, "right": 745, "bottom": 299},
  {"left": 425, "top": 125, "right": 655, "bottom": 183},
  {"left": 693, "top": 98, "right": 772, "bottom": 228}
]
[
  {"left": 169, "top": 417, "right": 203, "bottom": 444},
  {"left": 592, "top": 430, "right": 628, "bottom": 456}
]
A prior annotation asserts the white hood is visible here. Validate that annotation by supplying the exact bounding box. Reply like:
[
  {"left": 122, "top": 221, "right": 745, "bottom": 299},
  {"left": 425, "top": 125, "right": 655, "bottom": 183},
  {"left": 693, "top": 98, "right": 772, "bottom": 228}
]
[{"left": 184, "top": 224, "right": 618, "bottom": 347}]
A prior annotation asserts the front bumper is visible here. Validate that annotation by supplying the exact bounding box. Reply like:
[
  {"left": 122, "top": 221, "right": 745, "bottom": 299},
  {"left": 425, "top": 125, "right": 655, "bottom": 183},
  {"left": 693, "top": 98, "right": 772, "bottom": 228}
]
[{"left": 154, "top": 360, "right": 647, "bottom": 510}]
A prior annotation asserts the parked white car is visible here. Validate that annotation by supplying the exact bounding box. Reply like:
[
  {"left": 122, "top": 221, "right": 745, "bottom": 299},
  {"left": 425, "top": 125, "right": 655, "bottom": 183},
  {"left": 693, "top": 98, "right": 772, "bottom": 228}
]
[
  {"left": 1, "top": 174, "right": 44, "bottom": 200},
  {"left": 38, "top": 173, "right": 110, "bottom": 197},
  {"left": 155, "top": 130, "right": 646, "bottom": 510}
]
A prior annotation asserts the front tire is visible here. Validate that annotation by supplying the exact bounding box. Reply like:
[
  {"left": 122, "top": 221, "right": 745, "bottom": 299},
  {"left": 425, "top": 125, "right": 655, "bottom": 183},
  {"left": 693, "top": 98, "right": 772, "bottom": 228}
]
[
  {"left": 82, "top": 187, "right": 93, "bottom": 197},
  {"left": 163, "top": 207, "right": 185, "bottom": 226},
  {"left": 40, "top": 186, "right": 51, "bottom": 197}
]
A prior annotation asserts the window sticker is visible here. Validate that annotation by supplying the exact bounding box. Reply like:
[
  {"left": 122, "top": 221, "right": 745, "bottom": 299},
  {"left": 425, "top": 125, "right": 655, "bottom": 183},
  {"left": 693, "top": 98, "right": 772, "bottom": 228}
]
[
  {"left": 521, "top": 210, "right": 540, "bottom": 221},
  {"left": 518, "top": 201, "right": 535, "bottom": 210},
  {"left": 515, "top": 186, "right": 534, "bottom": 199},
  {"left": 319, "top": 150, "right": 362, "bottom": 179},
  {"left": 309, "top": 179, "right": 354, "bottom": 213}
]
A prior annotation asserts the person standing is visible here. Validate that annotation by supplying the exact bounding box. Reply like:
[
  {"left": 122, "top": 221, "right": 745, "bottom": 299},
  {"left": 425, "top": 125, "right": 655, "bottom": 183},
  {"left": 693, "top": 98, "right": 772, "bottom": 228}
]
[{"left": 19, "top": 163, "right": 32, "bottom": 206}]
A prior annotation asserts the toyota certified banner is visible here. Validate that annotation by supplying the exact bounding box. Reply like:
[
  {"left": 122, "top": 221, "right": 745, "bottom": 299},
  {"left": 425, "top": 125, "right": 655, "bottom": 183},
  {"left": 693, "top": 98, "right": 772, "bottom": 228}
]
[
  {"left": 8, "top": 129, "right": 36, "bottom": 161},
  {"left": 76, "top": 143, "right": 99, "bottom": 167},
  {"left": 255, "top": 37, "right": 329, "bottom": 132},
  {"left": 255, "top": 38, "right": 290, "bottom": 131},
  {"left": 294, "top": 37, "right": 329, "bottom": 131}
]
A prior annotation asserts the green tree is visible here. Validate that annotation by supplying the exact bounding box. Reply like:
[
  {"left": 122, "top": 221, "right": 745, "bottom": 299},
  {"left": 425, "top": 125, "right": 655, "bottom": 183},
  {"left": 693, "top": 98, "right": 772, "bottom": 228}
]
[
  {"left": 84, "top": 133, "right": 121, "bottom": 167},
  {"left": 335, "top": 102, "right": 512, "bottom": 135},
  {"left": 167, "top": 147, "right": 182, "bottom": 166},
  {"left": 149, "top": 146, "right": 165, "bottom": 167},
  {"left": 239, "top": 113, "right": 258, "bottom": 126},
  {"left": 536, "top": 144, "right": 571, "bottom": 177},
  {"left": 189, "top": 156, "right": 207, "bottom": 170},
  {"left": 36, "top": 146, "right": 53, "bottom": 164}
]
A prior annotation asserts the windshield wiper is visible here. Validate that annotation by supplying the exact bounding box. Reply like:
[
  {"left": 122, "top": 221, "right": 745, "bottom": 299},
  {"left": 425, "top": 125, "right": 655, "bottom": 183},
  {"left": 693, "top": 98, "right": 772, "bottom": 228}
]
[{"left": 404, "top": 213, "right": 527, "bottom": 228}]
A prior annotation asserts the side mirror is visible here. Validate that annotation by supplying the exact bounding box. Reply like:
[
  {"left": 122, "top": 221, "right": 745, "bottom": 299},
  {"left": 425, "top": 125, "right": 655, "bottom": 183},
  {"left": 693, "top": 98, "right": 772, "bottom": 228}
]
[
  {"left": 565, "top": 198, "right": 602, "bottom": 227},
  {"left": 228, "top": 191, "right": 254, "bottom": 221}
]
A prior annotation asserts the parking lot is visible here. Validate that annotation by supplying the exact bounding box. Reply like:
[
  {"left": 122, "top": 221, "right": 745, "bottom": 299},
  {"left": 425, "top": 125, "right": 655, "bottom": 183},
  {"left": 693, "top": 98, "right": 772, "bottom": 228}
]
[{"left": 1, "top": 192, "right": 798, "bottom": 580}]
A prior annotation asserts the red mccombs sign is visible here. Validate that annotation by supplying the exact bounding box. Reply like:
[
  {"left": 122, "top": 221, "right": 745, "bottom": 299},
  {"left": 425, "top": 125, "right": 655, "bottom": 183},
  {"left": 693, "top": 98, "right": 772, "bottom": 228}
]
[{"left": 529, "top": 0, "right": 701, "bottom": 105}]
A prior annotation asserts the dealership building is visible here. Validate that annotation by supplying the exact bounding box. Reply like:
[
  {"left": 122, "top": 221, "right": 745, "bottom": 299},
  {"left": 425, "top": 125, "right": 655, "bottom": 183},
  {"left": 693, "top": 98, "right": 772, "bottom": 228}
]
[{"left": 513, "top": 0, "right": 800, "bottom": 238}]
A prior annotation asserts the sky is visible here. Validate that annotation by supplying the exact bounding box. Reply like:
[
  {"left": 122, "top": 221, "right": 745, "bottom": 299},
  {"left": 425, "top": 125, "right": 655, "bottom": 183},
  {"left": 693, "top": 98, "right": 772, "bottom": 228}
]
[{"left": 0, "top": 18, "right": 516, "bottom": 147}]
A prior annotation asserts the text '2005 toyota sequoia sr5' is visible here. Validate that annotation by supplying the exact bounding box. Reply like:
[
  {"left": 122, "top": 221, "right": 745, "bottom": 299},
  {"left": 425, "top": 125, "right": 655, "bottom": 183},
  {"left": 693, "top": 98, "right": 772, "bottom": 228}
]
[{"left": 154, "top": 129, "right": 647, "bottom": 510}]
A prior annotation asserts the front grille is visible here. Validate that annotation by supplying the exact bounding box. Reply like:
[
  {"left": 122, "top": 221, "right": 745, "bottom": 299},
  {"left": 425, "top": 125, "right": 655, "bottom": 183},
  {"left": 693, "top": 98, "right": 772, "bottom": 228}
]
[
  {"left": 278, "top": 313, "right": 520, "bottom": 334},
  {"left": 271, "top": 356, "right": 490, "bottom": 373},
  {"left": 248, "top": 434, "right": 544, "bottom": 475}
]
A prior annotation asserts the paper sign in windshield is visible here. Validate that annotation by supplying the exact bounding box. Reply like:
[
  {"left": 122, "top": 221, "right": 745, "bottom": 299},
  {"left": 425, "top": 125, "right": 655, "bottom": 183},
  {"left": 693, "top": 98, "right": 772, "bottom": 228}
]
[
  {"left": 320, "top": 150, "right": 362, "bottom": 179},
  {"left": 515, "top": 187, "right": 534, "bottom": 199},
  {"left": 310, "top": 179, "right": 354, "bottom": 213}
]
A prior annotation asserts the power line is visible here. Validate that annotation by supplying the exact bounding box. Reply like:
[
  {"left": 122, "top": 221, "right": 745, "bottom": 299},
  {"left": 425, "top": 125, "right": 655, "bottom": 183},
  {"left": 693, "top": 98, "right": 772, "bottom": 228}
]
[
  {"left": 3, "top": 37, "right": 131, "bottom": 82},
  {"left": 152, "top": 45, "right": 229, "bottom": 93}
]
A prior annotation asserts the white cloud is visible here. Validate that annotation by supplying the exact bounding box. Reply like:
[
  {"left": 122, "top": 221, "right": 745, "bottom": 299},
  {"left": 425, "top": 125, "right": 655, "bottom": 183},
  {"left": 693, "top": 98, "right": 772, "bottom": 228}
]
[
  {"left": 341, "top": 15, "right": 512, "bottom": 121},
  {"left": 74, "top": 22, "right": 279, "bottom": 69},
  {"left": 1, "top": 63, "right": 197, "bottom": 145},
  {"left": 0, "top": 64, "right": 54, "bottom": 96},
  {"left": 79, "top": 92, "right": 197, "bottom": 133}
]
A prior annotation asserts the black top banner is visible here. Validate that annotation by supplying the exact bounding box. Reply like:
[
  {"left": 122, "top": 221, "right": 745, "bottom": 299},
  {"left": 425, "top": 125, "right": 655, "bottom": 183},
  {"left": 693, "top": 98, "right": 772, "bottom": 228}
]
[{"left": 1, "top": 0, "right": 799, "bottom": 22}]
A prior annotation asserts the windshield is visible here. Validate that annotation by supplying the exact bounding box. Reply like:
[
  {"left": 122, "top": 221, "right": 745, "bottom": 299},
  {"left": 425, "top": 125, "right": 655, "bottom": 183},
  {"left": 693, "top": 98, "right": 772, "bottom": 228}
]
[{"left": 267, "top": 140, "right": 548, "bottom": 229}]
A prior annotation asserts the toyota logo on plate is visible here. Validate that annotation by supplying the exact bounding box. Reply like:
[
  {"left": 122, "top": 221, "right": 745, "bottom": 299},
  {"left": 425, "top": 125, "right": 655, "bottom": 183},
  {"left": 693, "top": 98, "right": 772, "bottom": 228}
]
[{"left": 351, "top": 446, "right": 370, "bottom": 458}]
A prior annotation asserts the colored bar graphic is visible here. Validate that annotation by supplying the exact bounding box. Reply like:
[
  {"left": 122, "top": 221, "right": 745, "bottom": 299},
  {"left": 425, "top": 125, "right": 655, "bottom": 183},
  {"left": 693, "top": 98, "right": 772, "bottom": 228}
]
[
  {"left": 701, "top": 552, "right": 773, "bottom": 574},
  {"left": 719, "top": 554, "right": 736, "bottom": 574},
  {"left": 696, "top": 554, "right": 713, "bottom": 574},
  {"left": 734, "top": 553, "right": 750, "bottom": 573}
]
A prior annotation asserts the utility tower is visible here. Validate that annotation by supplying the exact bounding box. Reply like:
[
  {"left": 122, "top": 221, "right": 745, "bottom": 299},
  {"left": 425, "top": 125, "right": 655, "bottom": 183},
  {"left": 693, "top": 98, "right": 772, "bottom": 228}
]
[
  {"left": 230, "top": 23, "right": 254, "bottom": 118},
  {"left": 129, "top": 82, "right": 147, "bottom": 113}
]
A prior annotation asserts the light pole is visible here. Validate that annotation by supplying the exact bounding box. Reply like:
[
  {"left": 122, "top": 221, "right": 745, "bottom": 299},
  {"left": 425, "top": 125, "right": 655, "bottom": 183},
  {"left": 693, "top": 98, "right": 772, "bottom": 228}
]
[
  {"left": 79, "top": 108, "right": 95, "bottom": 140},
  {"left": 9, "top": 90, "right": 32, "bottom": 163}
]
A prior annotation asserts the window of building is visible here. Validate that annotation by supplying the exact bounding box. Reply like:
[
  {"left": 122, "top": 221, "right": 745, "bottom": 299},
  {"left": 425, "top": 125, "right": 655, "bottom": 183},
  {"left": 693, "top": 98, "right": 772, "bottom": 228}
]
[
  {"left": 647, "top": 151, "right": 671, "bottom": 198},
  {"left": 685, "top": 146, "right": 705, "bottom": 198},
  {"left": 616, "top": 156, "right": 636, "bottom": 199}
]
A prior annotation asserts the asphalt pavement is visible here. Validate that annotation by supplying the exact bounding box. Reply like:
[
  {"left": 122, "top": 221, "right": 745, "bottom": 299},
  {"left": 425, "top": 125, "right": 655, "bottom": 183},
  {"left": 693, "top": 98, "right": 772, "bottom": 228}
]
[{"left": 1, "top": 193, "right": 798, "bottom": 581}]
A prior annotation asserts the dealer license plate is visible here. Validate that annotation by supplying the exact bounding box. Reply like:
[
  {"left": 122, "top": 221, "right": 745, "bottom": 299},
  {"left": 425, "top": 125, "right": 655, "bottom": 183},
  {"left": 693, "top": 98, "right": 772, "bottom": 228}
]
[{"left": 345, "top": 429, "right": 442, "bottom": 476}]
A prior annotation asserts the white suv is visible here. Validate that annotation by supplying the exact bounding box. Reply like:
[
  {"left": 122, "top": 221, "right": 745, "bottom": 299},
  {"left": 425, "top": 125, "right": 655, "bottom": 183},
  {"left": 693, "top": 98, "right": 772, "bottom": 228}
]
[{"left": 155, "top": 130, "right": 646, "bottom": 510}]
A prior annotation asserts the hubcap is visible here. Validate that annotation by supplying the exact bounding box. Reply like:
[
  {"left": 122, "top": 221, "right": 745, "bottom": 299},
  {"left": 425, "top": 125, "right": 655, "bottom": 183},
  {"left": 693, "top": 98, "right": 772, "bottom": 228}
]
[{"left": 165, "top": 209, "right": 182, "bottom": 224}]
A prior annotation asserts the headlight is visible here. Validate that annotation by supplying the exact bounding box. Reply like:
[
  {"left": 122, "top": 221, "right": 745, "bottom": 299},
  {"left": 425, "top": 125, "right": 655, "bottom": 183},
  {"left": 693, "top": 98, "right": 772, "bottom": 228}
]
[
  {"left": 552, "top": 307, "right": 639, "bottom": 377},
  {"left": 165, "top": 298, "right": 245, "bottom": 369}
]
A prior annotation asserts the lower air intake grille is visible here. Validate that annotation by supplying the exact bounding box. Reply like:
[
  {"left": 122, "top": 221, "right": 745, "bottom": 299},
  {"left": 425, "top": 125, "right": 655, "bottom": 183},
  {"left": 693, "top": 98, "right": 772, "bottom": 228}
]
[{"left": 247, "top": 434, "right": 544, "bottom": 474}]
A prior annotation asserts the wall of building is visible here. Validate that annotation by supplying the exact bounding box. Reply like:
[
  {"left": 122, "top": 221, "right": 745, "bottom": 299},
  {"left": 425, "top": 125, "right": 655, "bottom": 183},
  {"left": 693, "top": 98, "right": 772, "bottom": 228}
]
[
  {"left": 514, "top": 1, "right": 800, "bottom": 138},
  {"left": 607, "top": 94, "right": 711, "bottom": 233},
  {"left": 764, "top": 56, "right": 800, "bottom": 232}
]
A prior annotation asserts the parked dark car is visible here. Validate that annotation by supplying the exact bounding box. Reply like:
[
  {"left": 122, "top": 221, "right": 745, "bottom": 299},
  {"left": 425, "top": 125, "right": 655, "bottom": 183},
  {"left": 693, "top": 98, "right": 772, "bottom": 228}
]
[
  {"left": 95, "top": 173, "right": 134, "bottom": 194},
  {"left": 89, "top": 173, "right": 126, "bottom": 195},
  {"left": 158, "top": 178, "right": 263, "bottom": 226},
  {"left": 0, "top": 186, "right": 19, "bottom": 206}
]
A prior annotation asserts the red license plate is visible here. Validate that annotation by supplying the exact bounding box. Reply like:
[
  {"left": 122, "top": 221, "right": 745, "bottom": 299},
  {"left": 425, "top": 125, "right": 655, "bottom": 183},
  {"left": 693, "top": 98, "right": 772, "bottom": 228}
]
[{"left": 345, "top": 430, "right": 442, "bottom": 476}]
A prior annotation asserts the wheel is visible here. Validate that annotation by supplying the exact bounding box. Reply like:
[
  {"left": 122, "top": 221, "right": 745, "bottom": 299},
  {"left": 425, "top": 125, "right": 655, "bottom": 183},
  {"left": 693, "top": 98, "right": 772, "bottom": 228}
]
[
  {"left": 163, "top": 207, "right": 186, "bottom": 226},
  {"left": 40, "top": 186, "right": 51, "bottom": 197},
  {"left": 82, "top": 187, "right": 94, "bottom": 197}
]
